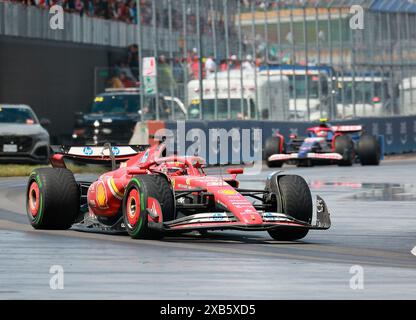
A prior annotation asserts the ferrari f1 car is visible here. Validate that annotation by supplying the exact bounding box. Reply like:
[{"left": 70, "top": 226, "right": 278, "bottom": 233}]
[
  {"left": 26, "top": 142, "right": 330, "bottom": 241},
  {"left": 264, "top": 119, "right": 382, "bottom": 168}
]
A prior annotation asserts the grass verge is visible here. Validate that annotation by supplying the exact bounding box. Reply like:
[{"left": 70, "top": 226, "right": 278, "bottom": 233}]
[{"left": 0, "top": 164, "right": 107, "bottom": 177}]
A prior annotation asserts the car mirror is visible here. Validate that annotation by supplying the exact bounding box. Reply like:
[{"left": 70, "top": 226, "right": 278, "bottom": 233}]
[
  {"left": 40, "top": 118, "right": 51, "bottom": 127},
  {"left": 227, "top": 168, "right": 244, "bottom": 175}
]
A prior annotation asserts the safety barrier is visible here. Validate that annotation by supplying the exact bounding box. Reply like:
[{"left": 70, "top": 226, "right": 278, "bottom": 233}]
[{"left": 163, "top": 115, "right": 416, "bottom": 163}]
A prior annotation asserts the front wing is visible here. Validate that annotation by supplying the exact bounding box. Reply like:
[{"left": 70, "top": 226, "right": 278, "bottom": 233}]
[
  {"left": 149, "top": 196, "right": 331, "bottom": 232},
  {"left": 269, "top": 152, "right": 343, "bottom": 162}
]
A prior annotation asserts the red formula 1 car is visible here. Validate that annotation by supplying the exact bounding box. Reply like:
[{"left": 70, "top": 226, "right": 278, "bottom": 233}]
[
  {"left": 264, "top": 119, "right": 382, "bottom": 168},
  {"left": 26, "top": 142, "right": 330, "bottom": 241}
]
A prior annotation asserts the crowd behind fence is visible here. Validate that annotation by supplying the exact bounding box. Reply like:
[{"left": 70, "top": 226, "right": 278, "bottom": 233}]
[
  {"left": 105, "top": 0, "right": 416, "bottom": 122},
  {"left": 2, "top": 0, "right": 416, "bottom": 121}
]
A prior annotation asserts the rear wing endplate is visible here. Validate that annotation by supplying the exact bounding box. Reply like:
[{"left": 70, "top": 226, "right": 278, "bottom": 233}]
[{"left": 49, "top": 144, "right": 149, "bottom": 169}]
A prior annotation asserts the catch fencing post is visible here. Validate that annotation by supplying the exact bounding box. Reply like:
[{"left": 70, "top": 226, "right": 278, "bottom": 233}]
[
  {"left": 168, "top": 0, "right": 175, "bottom": 118},
  {"left": 303, "top": 5, "right": 310, "bottom": 121},
  {"left": 275, "top": 3, "right": 286, "bottom": 120},
  {"left": 210, "top": 0, "right": 219, "bottom": 120},
  {"left": 182, "top": 0, "right": 189, "bottom": 120},
  {"left": 224, "top": 0, "right": 231, "bottom": 120},
  {"left": 137, "top": 0, "right": 144, "bottom": 122},
  {"left": 250, "top": 1, "right": 259, "bottom": 120},
  {"left": 263, "top": 1, "right": 272, "bottom": 120},
  {"left": 237, "top": 0, "right": 244, "bottom": 119},
  {"left": 289, "top": 7, "right": 297, "bottom": 120},
  {"left": 196, "top": 0, "right": 203, "bottom": 120},
  {"left": 152, "top": 0, "right": 160, "bottom": 120}
]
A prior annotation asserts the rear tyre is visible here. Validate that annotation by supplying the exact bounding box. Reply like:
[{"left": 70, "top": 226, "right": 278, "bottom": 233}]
[
  {"left": 26, "top": 168, "right": 79, "bottom": 230},
  {"left": 122, "top": 174, "right": 174, "bottom": 239},
  {"left": 334, "top": 135, "right": 354, "bottom": 166},
  {"left": 264, "top": 136, "right": 284, "bottom": 168},
  {"left": 358, "top": 135, "right": 381, "bottom": 166},
  {"left": 265, "top": 174, "right": 312, "bottom": 241}
]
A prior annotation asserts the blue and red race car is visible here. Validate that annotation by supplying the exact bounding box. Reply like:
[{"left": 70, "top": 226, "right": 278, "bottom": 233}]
[
  {"left": 264, "top": 119, "right": 382, "bottom": 168},
  {"left": 26, "top": 142, "right": 330, "bottom": 241}
]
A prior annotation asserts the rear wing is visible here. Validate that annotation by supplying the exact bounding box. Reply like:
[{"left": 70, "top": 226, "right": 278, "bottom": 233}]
[
  {"left": 50, "top": 144, "right": 149, "bottom": 169},
  {"left": 331, "top": 125, "right": 363, "bottom": 133}
]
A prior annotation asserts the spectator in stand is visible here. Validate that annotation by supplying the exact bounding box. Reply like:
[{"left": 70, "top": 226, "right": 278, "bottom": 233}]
[
  {"left": 119, "top": 72, "right": 135, "bottom": 87},
  {"left": 242, "top": 54, "right": 255, "bottom": 72},
  {"left": 75, "top": 0, "right": 84, "bottom": 16},
  {"left": 140, "top": 0, "right": 152, "bottom": 25},
  {"left": 204, "top": 54, "right": 216, "bottom": 79},
  {"left": 97, "top": 0, "right": 109, "bottom": 19},
  {"left": 189, "top": 49, "right": 204, "bottom": 80},
  {"left": 86, "top": 0, "right": 94, "bottom": 16},
  {"left": 11, "top": 0, "right": 223, "bottom": 32},
  {"left": 33, "top": 0, "right": 48, "bottom": 8},
  {"left": 157, "top": 55, "right": 177, "bottom": 94},
  {"left": 256, "top": 55, "right": 265, "bottom": 67},
  {"left": 109, "top": 0, "right": 117, "bottom": 19},
  {"left": 117, "top": 61, "right": 137, "bottom": 82},
  {"left": 10, "top": 0, "right": 225, "bottom": 36},
  {"left": 219, "top": 59, "right": 228, "bottom": 72},
  {"left": 108, "top": 75, "right": 124, "bottom": 88},
  {"left": 66, "top": 0, "right": 76, "bottom": 12},
  {"left": 128, "top": 0, "right": 137, "bottom": 24},
  {"left": 228, "top": 55, "right": 240, "bottom": 70},
  {"left": 127, "top": 44, "right": 139, "bottom": 79},
  {"left": 117, "top": 1, "right": 132, "bottom": 23}
]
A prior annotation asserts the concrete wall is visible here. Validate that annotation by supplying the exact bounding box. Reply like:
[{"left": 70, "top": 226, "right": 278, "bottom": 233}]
[{"left": 0, "top": 36, "right": 125, "bottom": 138}]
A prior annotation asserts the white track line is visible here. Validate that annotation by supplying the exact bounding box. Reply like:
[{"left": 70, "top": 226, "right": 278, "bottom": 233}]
[{"left": 412, "top": 246, "right": 416, "bottom": 257}]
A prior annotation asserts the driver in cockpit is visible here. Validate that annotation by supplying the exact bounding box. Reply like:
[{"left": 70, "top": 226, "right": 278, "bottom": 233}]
[{"left": 160, "top": 161, "right": 187, "bottom": 176}]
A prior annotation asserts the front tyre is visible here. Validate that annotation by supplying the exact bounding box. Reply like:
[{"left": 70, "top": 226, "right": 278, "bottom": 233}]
[
  {"left": 26, "top": 168, "right": 79, "bottom": 230},
  {"left": 264, "top": 136, "right": 284, "bottom": 168},
  {"left": 122, "top": 175, "right": 174, "bottom": 239},
  {"left": 334, "top": 135, "right": 354, "bottom": 166},
  {"left": 265, "top": 174, "right": 312, "bottom": 241}
]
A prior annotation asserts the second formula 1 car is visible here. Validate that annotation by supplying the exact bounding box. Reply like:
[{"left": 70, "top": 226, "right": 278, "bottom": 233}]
[
  {"left": 26, "top": 142, "right": 330, "bottom": 241},
  {"left": 264, "top": 119, "right": 382, "bottom": 168}
]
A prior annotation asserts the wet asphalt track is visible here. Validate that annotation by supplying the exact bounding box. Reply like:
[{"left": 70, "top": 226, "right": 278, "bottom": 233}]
[{"left": 0, "top": 159, "right": 416, "bottom": 299}]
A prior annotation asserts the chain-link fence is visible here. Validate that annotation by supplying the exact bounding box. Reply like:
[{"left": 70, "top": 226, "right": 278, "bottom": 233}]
[
  {"left": 5, "top": 0, "right": 414, "bottom": 121},
  {"left": 111, "top": 0, "right": 416, "bottom": 121}
]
